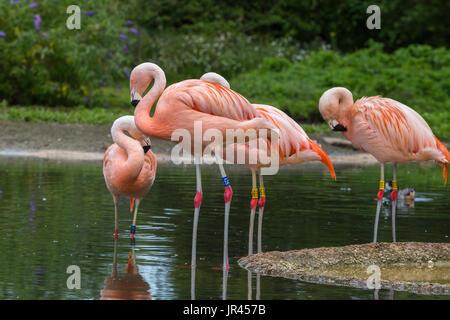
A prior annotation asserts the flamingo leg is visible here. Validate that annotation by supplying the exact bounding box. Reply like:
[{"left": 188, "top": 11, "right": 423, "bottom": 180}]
[
  {"left": 373, "top": 164, "right": 385, "bottom": 243},
  {"left": 247, "top": 271, "right": 253, "bottom": 300},
  {"left": 391, "top": 163, "right": 398, "bottom": 243},
  {"left": 216, "top": 154, "right": 232, "bottom": 270},
  {"left": 130, "top": 199, "right": 141, "bottom": 239},
  {"left": 191, "top": 156, "right": 202, "bottom": 300},
  {"left": 256, "top": 273, "right": 261, "bottom": 300},
  {"left": 249, "top": 168, "right": 258, "bottom": 255},
  {"left": 192, "top": 155, "right": 203, "bottom": 269},
  {"left": 257, "top": 171, "right": 266, "bottom": 254},
  {"left": 113, "top": 196, "right": 119, "bottom": 239}
]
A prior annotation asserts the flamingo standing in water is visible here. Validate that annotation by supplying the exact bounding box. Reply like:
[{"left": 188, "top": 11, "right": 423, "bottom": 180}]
[
  {"left": 103, "top": 115, "right": 157, "bottom": 239},
  {"left": 200, "top": 73, "right": 336, "bottom": 255},
  {"left": 318, "top": 87, "right": 450, "bottom": 243},
  {"left": 129, "top": 63, "right": 276, "bottom": 270}
]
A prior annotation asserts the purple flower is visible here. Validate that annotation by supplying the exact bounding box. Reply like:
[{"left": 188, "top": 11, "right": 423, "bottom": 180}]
[
  {"left": 115, "top": 84, "right": 121, "bottom": 89},
  {"left": 99, "top": 80, "right": 105, "bottom": 86},
  {"left": 129, "top": 28, "right": 138, "bottom": 35},
  {"left": 124, "top": 70, "right": 130, "bottom": 79},
  {"left": 10, "top": 1, "right": 21, "bottom": 5},
  {"left": 29, "top": 2, "right": 39, "bottom": 8},
  {"left": 85, "top": 11, "right": 97, "bottom": 16},
  {"left": 84, "top": 97, "right": 90, "bottom": 102},
  {"left": 126, "top": 20, "right": 133, "bottom": 26},
  {"left": 0, "top": 31, "right": 6, "bottom": 38},
  {"left": 119, "top": 34, "right": 128, "bottom": 40},
  {"left": 122, "top": 44, "right": 129, "bottom": 52},
  {"left": 34, "top": 14, "right": 42, "bottom": 31}
]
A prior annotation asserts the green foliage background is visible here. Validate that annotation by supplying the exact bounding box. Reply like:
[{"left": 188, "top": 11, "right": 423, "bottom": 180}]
[{"left": 0, "top": 0, "right": 449, "bottom": 138}]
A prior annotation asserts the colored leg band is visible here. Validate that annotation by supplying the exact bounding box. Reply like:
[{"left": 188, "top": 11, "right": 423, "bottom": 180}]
[
  {"left": 379, "top": 180, "right": 385, "bottom": 190},
  {"left": 222, "top": 176, "right": 230, "bottom": 187},
  {"left": 130, "top": 225, "right": 136, "bottom": 234},
  {"left": 259, "top": 187, "right": 266, "bottom": 198},
  {"left": 252, "top": 188, "right": 258, "bottom": 199},
  {"left": 392, "top": 180, "right": 398, "bottom": 190}
]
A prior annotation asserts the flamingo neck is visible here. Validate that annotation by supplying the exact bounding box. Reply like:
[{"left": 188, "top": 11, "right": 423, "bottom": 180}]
[
  {"left": 111, "top": 117, "right": 144, "bottom": 180},
  {"left": 134, "top": 64, "right": 166, "bottom": 137},
  {"left": 334, "top": 87, "right": 354, "bottom": 123}
]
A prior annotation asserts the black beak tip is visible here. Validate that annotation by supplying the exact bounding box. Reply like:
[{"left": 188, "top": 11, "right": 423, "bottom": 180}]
[
  {"left": 332, "top": 124, "right": 347, "bottom": 132},
  {"left": 131, "top": 99, "right": 140, "bottom": 107},
  {"left": 143, "top": 145, "right": 151, "bottom": 153}
]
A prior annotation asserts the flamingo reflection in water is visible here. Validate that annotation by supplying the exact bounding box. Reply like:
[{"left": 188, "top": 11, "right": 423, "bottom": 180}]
[{"left": 100, "top": 239, "right": 152, "bottom": 300}]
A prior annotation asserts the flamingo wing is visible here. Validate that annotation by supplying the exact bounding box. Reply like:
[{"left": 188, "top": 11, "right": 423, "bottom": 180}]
[
  {"left": 162, "top": 80, "right": 260, "bottom": 121},
  {"left": 255, "top": 104, "right": 336, "bottom": 179},
  {"left": 352, "top": 97, "right": 442, "bottom": 161}
]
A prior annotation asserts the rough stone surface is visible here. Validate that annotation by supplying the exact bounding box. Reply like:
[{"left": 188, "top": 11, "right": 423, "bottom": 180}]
[{"left": 238, "top": 242, "right": 450, "bottom": 295}]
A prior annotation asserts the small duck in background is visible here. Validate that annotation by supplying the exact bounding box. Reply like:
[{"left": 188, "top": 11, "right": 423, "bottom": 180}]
[{"left": 385, "top": 180, "right": 415, "bottom": 208}]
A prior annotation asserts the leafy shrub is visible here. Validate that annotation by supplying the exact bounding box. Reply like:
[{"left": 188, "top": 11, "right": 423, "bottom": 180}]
[
  {"left": 0, "top": 0, "right": 138, "bottom": 107},
  {"left": 232, "top": 43, "right": 450, "bottom": 139}
]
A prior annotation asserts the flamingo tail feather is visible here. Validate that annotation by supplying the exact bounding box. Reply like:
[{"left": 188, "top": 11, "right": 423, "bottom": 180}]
[
  {"left": 434, "top": 136, "right": 450, "bottom": 185},
  {"left": 307, "top": 138, "right": 336, "bottom": 180}
]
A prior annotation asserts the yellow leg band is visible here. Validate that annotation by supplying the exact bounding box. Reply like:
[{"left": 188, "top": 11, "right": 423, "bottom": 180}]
[
  {"left": 392, "top": 180, "right": 398, "bottom": 190},
  {"left": 251, "top": 188, "right": 258, "bottom": 199},
  {"left": 259, "top": 187, "right": 266, "bottom": 198},
  {"left": 379, "top": 180, "right": 385, "bottom": 190}
]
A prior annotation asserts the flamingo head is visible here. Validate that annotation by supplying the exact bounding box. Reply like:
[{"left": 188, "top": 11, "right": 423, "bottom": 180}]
[
  {"left": 129, "top": 62, "right": 166, "bottom": 107},
  {"left": 112, "top": 115, "right": 152, "bottom": 151},
  {"left": 319, "top": 87, "right": 353, "bottom": 132}
]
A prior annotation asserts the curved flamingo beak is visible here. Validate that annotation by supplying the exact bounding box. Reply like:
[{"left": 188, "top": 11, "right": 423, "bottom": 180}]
[{"left": 328, "top": 119, "right": 347, "bottom": 132}]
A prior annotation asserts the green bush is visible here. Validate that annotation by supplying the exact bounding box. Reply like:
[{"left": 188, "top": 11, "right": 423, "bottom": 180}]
[
  {"left": 232, "top": 43, "right": 450, "bottom": 140},
  {"left": 0, "top": 0, "right": 138, "bottom": 107}
]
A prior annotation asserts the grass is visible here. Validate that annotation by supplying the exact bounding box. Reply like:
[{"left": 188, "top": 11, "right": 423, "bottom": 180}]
[{"left": 0, "top": 105, "right": 132, "bottom": 126}]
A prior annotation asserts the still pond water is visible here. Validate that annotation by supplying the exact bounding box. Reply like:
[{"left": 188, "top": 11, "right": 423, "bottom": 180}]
[{"left": 0, "top": 158, "right": 448, "bottom": 300}]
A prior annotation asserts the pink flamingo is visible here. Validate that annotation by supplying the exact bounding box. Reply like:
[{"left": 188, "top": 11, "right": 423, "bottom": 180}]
[
  {"left": 130, "top": 63, "right": 276, "bottom": 270},
  {"left": 318, "top": 87, "right": 450, "bottom": 243},
  {"left": 103, "top": 115, "right": 157, "bottom": 239},
  {"left": 201, "top": 73, "right": 336, "bottom": 254}
]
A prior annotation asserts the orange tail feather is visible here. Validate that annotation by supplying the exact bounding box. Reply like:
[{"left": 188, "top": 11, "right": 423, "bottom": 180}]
[
  {"left": 433, "top": 136, "right": 450, "bottom": 185},
  {"left": 308, "top": 138, "right": 336, "bottom": 181},
  {"left": 130, "top": 198, "right": 135, "bottom": 213}
]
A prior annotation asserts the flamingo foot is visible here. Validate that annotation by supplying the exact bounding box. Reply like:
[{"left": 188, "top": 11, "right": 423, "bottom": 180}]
[{"left": 211, "top": 265, "right": 230, "bottom": 271}]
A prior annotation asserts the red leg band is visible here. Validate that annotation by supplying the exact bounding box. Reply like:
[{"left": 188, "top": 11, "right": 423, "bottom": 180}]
[
  {"left": 258, "top": 197, "right": 266, "bottom": 209},
  {"left": 194, "top": 191, "right": 203, "bottom": 208},
  {"left": 250, "top": 198, "right": 258, "bottom": 210},
  {"left": 391, "top": 189, "right": 398, "bottom": 201},
  {"left": 377, "top": 190, "right": 384, "bottom": 201},
  {"left": 224, "top": 186, "right": 233, "bottom": 203}
]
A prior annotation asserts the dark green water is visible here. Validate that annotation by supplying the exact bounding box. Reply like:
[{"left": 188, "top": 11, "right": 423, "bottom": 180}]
[{"left": 0, "top": 158, "right": 448, "bottom": 300}]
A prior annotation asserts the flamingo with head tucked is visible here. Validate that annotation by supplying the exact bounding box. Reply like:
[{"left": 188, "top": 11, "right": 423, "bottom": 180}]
[
  {"left": 318, "top": 87, "right": 450, "bottom": 243},
  {"left": 129, "top": 63, "right": 277, "bottom": 271},
  {"left": 103, "top": 115, "right": 157, "bottom": 239},
  {"left": 201, "top": 73, "right": 336, "bottom": 255}
]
